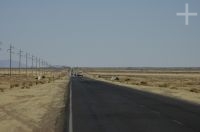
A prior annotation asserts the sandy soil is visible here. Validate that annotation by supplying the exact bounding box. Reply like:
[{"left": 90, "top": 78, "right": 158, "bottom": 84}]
[{"left": 0, "top": 77, "right": 69, "bottom": 132}]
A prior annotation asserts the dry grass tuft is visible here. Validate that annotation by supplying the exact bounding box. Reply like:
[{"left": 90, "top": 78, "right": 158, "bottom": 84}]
[
  {"left": 140, "top": 81, "right": 148, "bottom": 85},
  {"left": 189, "top": 88, "right": 200, "bottom": 93},
  {"left": 0, "top": 88, "right": 4, "bottom": 92}
]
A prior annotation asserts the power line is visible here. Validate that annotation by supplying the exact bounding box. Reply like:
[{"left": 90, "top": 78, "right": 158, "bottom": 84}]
[
  {"left": 3, "top": 43, "right": 53, "bottom": 79},
  {"left": 18, "top": 49, "right": 23, "bottom": 75},
  {"left": 31, "top": 55, "right": 34, "bottom": 74},
  {"left": 25, "top": 52, "right": 30, "bottom": 77},
  {"left": 7, "top": 44, "right": 14, "bottom": 77}
]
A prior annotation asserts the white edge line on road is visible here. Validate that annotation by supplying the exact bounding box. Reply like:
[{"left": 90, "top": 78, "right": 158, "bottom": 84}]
[
  {"left": 69, "top": 81, "right": 73, "bottom": 132},
  {"left": 172, "top": 120, "right": 184, "bottom": 126}
]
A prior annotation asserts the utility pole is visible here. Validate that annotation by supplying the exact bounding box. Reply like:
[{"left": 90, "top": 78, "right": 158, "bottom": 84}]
[
  {"left": 42, "top": 60, "right": 44, "bottom": 75},
  {"left": 39, "top": 58, "right": 40, "bottom": 76},
  {"left": 35, "top": 57, "right": 38, "bottom": 75},
  {"left": 7, "top": 44, "right": 14, "bottom": 77},
  {"left": 41, "top": 59, "right": 43, "bottom": 75},
  {"left": 43, "top": 60, "right": 45, "bottom": 75},
  {"left": 25, "top": 52, "right": 29, "bottom": 77},
  {"left": 44, "top": 61, "right": 47, "bottom": 75},
  {"left": 18, "top": 49, "right": 23, "bottom": 75},
  {"left": 31, "top": 55, "right": 34, "bottom": 75}
]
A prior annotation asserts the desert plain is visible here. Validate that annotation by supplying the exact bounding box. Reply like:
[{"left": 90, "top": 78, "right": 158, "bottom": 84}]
[{"left": 84, "top": 68, "right": 200, "bottom": 104}]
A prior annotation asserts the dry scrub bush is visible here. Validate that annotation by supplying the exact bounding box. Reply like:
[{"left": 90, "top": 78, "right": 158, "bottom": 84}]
[
  {"left": 124, "top": 78, "right": 130, "bottom": 82},
  {"left": 140, "top": 81, "right": 148, "bottom": 85},
  {"left": 96, "top": 75, "right": 101, "bottom": 78},
  {"left": 189, "top": 88, "right": 200, "bottom": 93},
  {"left": 14, "top": 83, "right": 20, "bottom": 87},
  {"left": 0, "top": 88, "right": 4, "bottom": 92},
  {"left": 10, "top": 84, "right": 15, "bottom": 89}
]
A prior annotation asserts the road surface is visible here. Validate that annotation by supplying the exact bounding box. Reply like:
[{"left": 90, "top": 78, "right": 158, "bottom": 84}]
[{"left": 68, "top": 77, "right": 200, "bottom": 132}]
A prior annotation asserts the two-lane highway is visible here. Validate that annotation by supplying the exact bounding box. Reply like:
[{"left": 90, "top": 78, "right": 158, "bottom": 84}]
[{"left": 68, "top": 77, "right": 200, "bottom": 132}]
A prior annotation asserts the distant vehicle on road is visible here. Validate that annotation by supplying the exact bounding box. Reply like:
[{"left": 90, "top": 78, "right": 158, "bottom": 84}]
[
  {"left": 71, "top": 72, "right": 83, "bottom": 77},
  {"left": 77, "top": 74, "right": 83, "bottom": 77}
]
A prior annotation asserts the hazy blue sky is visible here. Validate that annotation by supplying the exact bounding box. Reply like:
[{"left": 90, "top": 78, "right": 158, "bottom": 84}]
[{"left": 0, "top": 0, "right": 200, "bottom": 67}]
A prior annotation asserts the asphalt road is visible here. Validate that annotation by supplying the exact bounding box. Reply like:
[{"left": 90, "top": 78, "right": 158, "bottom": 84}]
[{"left": 69, "top": 77, "right": 200, "bottom": 132}]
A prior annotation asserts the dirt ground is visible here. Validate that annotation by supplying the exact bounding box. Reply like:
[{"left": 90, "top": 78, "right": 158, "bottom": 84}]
[
  {"left": 0, "top": 71, "right": 69, "bottom": 132},
  {"left": 85, "top": 68, "right": 200, "bottom": 105}
]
